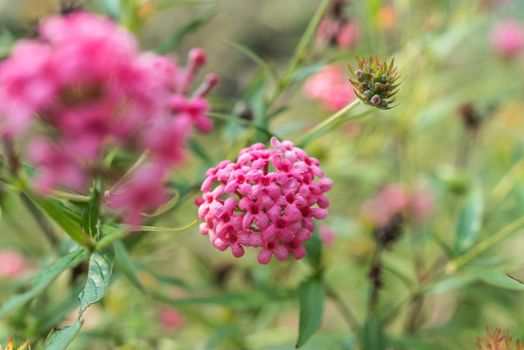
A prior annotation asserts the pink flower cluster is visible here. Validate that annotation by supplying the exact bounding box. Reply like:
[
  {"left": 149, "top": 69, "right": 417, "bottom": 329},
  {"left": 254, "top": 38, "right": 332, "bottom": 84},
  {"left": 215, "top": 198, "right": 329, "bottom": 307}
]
[
  {"left": 0, "top": 12, "right": 217, "bottom": 223},
  {"left": 317, "top": 19, "right": 360, "bottom": 49},
  {"left": 361, "top": 184, "right": 434, "bottom": 227},
  {"left": 159, "top": 308, "right": 184, "bottom": 330},
  {"left": 0, "top": 250, "right": 30, "bottom": 279},
  {"left": 490, "top": 20, "right": 524, "bottom": 57},
  {"left": 197, "top": 137, "right": 332, "bottom": 264},
  {"left": 303, "top": 65, "right": 356, "bottom": 112}
]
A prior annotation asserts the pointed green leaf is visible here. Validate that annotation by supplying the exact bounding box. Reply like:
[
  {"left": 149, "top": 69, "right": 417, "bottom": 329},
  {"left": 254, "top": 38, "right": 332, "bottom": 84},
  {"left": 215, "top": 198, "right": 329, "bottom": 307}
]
[
  {"left": 82, "top": 181, "right": 100, "bottom": 239},
  {"left": 424, "top": 274, "right": 476, "bottom": 295},
  {"left": 35, "top": 284, "right": 83, "bottom": 335},
  {"left": 475, "top": 271, "right": 524, "bottom": 291},
  {"left": 304, "top": 228, "right": 322, "bottom": 269},
  {"left": 156, "top": 10, "right": 214, "bottom": 54},
  {"left": 79, "top": 250, "right": 114, "bottom": 316},
  {"left": 454, "top": 183, "right": 483, "bottom": 254},
  {"left": 362, "top": 314, "right": 387, "bottom": 350},
  {"left": 225, "top": 40, "right": 279, "bottom": 83},
  {"left": 114, "top": 241, "right": 145, "bottom": 292},
  {"left": 44, "top": 320, "right": 83, "bottom": 350},
  {"left": 26, "top": 192, "right": 88, "bottom": 246},
  {"left": 0, "top": 248, "right": 89, "bottom": 318},
  {"left": 296, "top": 279, "right": 325, "bottom": 348}
]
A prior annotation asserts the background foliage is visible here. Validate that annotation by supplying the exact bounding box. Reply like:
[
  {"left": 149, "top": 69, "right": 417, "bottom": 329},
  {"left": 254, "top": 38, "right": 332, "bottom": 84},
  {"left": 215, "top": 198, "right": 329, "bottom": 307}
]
[{"left": 1, "top": 0, "right": 524, "bottom": 349}]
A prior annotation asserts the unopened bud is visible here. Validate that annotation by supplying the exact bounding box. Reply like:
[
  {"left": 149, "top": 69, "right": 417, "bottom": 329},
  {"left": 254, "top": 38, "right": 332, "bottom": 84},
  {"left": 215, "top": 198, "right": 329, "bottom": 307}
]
[{"left": 349, "top": 56, "right": 400, "bottom": 109}]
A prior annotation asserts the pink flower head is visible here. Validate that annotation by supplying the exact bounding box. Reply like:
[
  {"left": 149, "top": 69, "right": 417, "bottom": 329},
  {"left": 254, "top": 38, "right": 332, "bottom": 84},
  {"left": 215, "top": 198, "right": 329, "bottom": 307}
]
[
  {"left": 316, "top": 15, "right": 359, "bottom": 50},
  {"left": 0, "top": 250, "right": 30, "bottom": 279},
  {"left": 27, "top": 138, "right": 86, "bottom": 193},
  {"left": 362, "top": 183, "right": 434, "bottom": 227},
  {"left": 490, "top": 20, "right": 524, "bottom": 57},
  {"left": 159, "top": 308, "right": 184, "bottom": 330},
  {"left": 362, "top": 184, "right": 409, "bottom": 227},
  {"left": 319, "top": 225, "right": 336, "bottom": 247},
  {"left": 407, "top": 186, "right": 434, "bottom": 224},
  {"left": 0, "top": 12, "right": 217, "bottom": 224},
  {"left": 303, "top": 65, "right": 356, "bottom": 112},
  {"left": 197, "top": 137, "right": 332, "bottom": 264},
  {"left": 336, "top": 21, "right": 360, "bottom": 48}
]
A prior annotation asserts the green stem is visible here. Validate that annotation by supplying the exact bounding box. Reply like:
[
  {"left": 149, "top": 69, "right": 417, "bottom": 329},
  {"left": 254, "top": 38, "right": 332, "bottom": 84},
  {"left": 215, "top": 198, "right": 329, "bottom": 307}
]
[
  {"left": 280, "top": 0, "right": 330, "bottom": 87},
  {"left": 296, "top": 99, "right": 362, "bottom": 147},
  {"left": 268, "top": 0, "right": 331, "bottom": 107}
]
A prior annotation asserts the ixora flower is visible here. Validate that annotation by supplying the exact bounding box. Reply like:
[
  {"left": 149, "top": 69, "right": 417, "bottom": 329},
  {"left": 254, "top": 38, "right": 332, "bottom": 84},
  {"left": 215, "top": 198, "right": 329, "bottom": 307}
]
[
  {"left": 0, "top": 338, "right": 30, "bottom": 350},
  {"left": 0, "top": 12, "right": 217, "bottom": 223},
  {"left": 196, "top": 137, "right": 332, "bottom": 264},
  {"left": 303, "top": 64, "right": 356, "bottom": 112},
  {"left": 349, "top": 56, "right": 400, "bottom": 109}
]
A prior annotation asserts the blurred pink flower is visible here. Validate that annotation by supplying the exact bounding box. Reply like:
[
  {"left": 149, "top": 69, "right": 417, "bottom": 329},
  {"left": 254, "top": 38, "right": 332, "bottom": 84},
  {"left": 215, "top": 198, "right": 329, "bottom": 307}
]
[
  {"left": 336, "top": 22, "right": 360, "bottom": 48},
  {"left": 0, "top": 12, "right": 217, "bottom": 224},
  {"left": 108, "top": 163, "right": 169, "bottom": 225},
  {"left": 319, "top": 225, "right": 336, "bottom": 247},
  {"left": 197, "top": 137, "right": 332, "bottom": 264},
  {"left": 27, "top": 138, "right": 86, "bottom": 193},
  {"left": 0, "top": 250, "right": 30, "bottom": 278},
  {"left": 159, "top": 308, "right": 184, "bottom": 330},
  {"left": 317, "top": 17, "right": 360, "bottom": 49},
  {"left": 362, "top": 184, "right": 434, "bottom": 227},
  {"left": 407, "top": 187, "right": 434, "bottom": 224},
  {"left": 303, "top": 65, "right": 356, "bottom": 112},
  {"left": 490, "top": 20, "right": 524, "bottom": 57},
  {"left": 362, "top": 184, "right": 409, "bottom": 227}
]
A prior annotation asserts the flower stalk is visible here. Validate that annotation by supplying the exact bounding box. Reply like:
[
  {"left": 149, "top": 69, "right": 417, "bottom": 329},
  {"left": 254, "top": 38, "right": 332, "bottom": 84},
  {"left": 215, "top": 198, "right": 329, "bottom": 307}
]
[{"left": 296, "top": 98, "right": 362, "bottom": 147}]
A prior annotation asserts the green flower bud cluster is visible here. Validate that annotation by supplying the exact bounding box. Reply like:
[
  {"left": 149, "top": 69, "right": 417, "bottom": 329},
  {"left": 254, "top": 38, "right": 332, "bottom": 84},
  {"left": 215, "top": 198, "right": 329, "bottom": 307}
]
[{"left": 349, "top": 56, "right": 400, "bottom": 109}]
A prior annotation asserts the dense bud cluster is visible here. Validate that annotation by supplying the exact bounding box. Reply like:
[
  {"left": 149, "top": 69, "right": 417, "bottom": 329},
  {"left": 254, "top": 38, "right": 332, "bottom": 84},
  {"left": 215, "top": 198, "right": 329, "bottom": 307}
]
[
  {"left": 197, "top": 138, "right": 332, "bottom": 264},
  {"left": 349, "top": 56, "right": 400, "bottom": 109}
]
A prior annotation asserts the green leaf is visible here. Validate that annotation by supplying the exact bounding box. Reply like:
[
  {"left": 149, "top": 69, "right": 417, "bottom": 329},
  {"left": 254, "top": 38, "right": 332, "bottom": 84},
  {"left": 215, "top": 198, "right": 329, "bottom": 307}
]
[
  {"left": 44, "top": 320, "right": 83, "bottom": 350},
  {"left": 453, "top": 183, "right": 483, "bottom": 254},
  {"left": 304, "top": 228, "right": 322, "bottom": 269},
  {"left": 35, "top": 284, "right": 83, "bottom": 335},
  {"left": 145, "top": 270, "right": 194, "bottom": 291},
  {"left": 82, "top": 181, "right": 100, "bottom": 239},
  {"left": 0, "top": 248, "right": 89, "bottom": 318},
  {"left": 113, "top": 241, "right": 145, "bottom": 292},
  {"left": 296, "top": 279, "right": 325, "bottom": 348},
  {"left": 27, "top": 192, "right": 89, "bottom": 246},
  {"left": 474, "top": 271, "right": 524, "bottom": 291},
  {"left": 156, "top": 10, "right": 214, "bottom": 54},
  {"left": 152, "top": 289, "right": 291, "bottom": 309},
  {"left": 361, "top": 314, "right": 387, "bottom": 350},
  {"left": 424, "top": 274, "right": 476, "bottom": 295},
  {"left": 225, "top": 40, "right": 279, "bottom": 83},
  {"left": 79, "top": 250, "right": 114, "bottom": 316}
]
